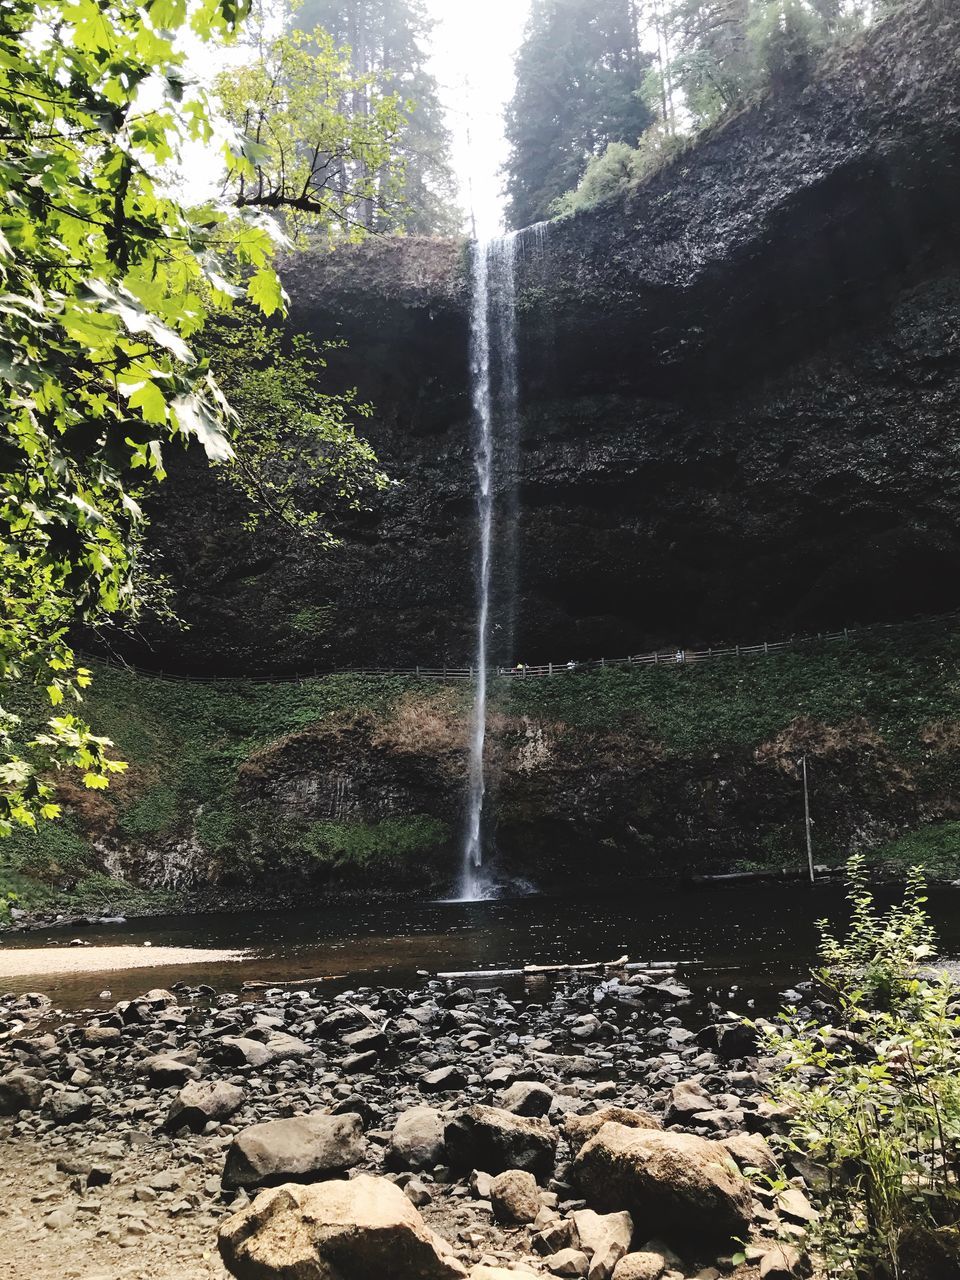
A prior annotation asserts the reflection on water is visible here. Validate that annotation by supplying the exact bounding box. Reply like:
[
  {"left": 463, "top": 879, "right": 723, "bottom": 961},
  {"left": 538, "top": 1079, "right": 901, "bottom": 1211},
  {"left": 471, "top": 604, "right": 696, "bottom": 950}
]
[{"left": 3, "top": 880, "right": 959, "bottom": 1010}]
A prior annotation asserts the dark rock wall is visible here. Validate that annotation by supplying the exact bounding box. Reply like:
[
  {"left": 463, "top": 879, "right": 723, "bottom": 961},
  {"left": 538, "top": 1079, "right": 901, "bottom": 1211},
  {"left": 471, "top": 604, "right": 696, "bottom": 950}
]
[{"left": 118, "top": 0, "right": 960, "bottom": 676}]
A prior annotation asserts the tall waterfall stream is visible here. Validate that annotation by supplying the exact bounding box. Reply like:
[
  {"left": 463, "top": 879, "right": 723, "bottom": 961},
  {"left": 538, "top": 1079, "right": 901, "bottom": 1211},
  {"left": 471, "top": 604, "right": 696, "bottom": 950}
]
[{"left": 462, "top": 233, "right": 519, "bottom": 900}]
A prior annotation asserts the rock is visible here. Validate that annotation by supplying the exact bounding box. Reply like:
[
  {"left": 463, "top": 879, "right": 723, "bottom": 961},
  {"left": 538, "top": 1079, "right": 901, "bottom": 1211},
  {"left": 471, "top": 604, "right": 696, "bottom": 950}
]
[
  {"left": 343, "top": 1026, "right": 387, "bottom": 1054},
  {"left": 572, "top": 1123, "right": 752, "bottom": 1246},
  {"left": 760, "top": 1244, "right": 804, "bottom": 1279},
  {"left": 218, "top": 1037, "right": 274, "bottom": 1069},
  {"left": 564, "top": 1108, "right": 661, "bottom": 1149},
  {"left": 664, "top": 1079, "right": 712, "bottom": 1123},
  {"left": 218, "top": 1174, "right": 467, "bottom": 1279},
  {"left": 571, "top": 1015, "right": 602, "bottom": 1041},
  {"left": 776, "top": 1187, "right": 818, "bottom": 1225},
  {"left": 501, "top": 1080, "right": 555, "bottom": 1117},
  {"left": 81, "top": 1026, "right": 121, "bottom": 1048},
  {"left": 547, "top": 1248, "right": 591, "bottom": 1277},
  {"left": 611, "top": 1255, "right": 665, "bottom": 1280},
  {"left": 140, "top": 1052, "right": 200, "bottom": 1088},
  {"left": 165, "top": 1081, "right": 246, "bottom": 1134},
  {"left": 389, "top": 1107, "right": 447, "bottom": 1171},
  {"left": 45, "top": 1089, "right": 93, "bottom": 1125},
  {"left": 218, "top": 1032, "right": 312, "bottom": 1069},
  {"left": 222, "top": 1112, "right": 366, "bottom": 1191},
  {"left": 490, "top": 1169, "right": 541, "bottom": 1224},
  {"left": 0, "top": 1069, "right": 46, "bottom": 1114},
  {"left": 343, "top": 1050, "right": 379, "bottom": 1074},
  {"left": 404, "top": 1177, "right": 433, "bottom": 1207},
  {"left": 420, "top": 1066, "right": 468, "bottom": 1094},
  {"left": 445, "top": 1106, "right": 558, "bottom": 1181},
  {"left": 572, "top": 1209, "right": 634, "bottom": 1280},
  {"left": 721, "top": 1132, "right": 778, "bottom": 1177}
]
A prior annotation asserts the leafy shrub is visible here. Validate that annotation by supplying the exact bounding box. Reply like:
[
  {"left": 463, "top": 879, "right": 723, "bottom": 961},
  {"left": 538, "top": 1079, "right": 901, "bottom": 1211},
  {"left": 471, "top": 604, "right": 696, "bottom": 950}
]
[
  {"left": 551, "top": 126, "right": 687, "bottom": 217},
  {"left": 762, "top": 856, "right": 960, "bottom": 1277},
  {"left": 299, "top": 815, "right": 449, "bottom": 874}
]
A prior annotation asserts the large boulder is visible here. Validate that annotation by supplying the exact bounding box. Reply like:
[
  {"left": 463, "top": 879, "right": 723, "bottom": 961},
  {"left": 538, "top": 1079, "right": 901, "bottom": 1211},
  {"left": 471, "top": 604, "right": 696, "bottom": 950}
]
[
  {"left": 222, "top": 1113, "right": 365, "bottom": 1192},
  {"left": 445, "top": 1106, "right": 557, "bottom": 1181},
  {"left": 571, "top": 1123, "right": 752, "bottom": 1246},
  {"left": 388, "top": 1107, "right": 447, "bottom": 1171},
  {"left": 564, "top": 1108, "right": 661, "bottom": 1149},
  {"left": 218, "top": 1175, "right": 467, "bottom": 1279},
  {"left": 165, "top": 1081, "right": 246, "bottom": 1134}
]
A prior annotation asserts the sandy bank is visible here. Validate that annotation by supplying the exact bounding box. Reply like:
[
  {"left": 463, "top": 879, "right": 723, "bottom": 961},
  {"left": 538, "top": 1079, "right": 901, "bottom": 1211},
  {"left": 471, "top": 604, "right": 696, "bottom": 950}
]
[{"left": 0, "top": 945, "right": 246, "bottom": 979}]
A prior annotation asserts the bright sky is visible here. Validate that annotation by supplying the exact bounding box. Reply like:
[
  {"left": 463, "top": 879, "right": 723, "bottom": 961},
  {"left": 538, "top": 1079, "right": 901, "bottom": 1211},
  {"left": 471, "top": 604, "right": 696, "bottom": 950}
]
[{"left": 424, "top": 0, "right": 530, "bottom": 238}]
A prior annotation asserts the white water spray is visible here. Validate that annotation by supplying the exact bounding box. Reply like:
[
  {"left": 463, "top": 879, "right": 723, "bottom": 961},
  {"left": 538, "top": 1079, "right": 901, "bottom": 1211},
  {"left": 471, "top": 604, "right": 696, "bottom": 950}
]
[{"left": 461, "top": 233, "right": 519, "bottom": 901}]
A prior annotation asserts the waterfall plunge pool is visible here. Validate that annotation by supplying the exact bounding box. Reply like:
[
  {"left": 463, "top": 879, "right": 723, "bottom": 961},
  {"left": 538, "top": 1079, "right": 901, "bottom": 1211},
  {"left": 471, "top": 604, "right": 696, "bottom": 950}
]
[{"left": 2, "top": 879, "right": 959, "bottom": 1010}]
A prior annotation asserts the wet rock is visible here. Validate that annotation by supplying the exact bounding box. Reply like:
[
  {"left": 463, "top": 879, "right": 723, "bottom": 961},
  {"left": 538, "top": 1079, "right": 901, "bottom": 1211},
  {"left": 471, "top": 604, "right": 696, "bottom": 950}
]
[
  {"left": 500, "top": 1081, "right": 554, "bottom": 1118},
  {"left": 389, "top": 1107, "right": 447, "bottom": 1171},
  {"left": 222, "top": 1112, "right": 366, "bottom": 1191},
  {"left": 490, "top": 1169, "right": 541, "bottom": 1224},
  {"left": 445, "top": 1106, "right": 558, "bottom": 1181},
  {"left": 165, "top": 1080, "right": 246, "bottom": 1134},
  {"left": 218, "top": 1174, "right": 468, "bottom": 1279},
  {"left": 0, "top": 1068, "right": 46, "bottom": 1114},
  {"left": 572, "top": 1123, "right": 752, "bottom": 1246}
]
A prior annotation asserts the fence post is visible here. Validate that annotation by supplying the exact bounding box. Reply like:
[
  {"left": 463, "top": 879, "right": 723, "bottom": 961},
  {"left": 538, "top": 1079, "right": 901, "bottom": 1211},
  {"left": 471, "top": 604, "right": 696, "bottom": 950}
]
[
  {"left": 736, "top": 645, "right": 740, "bottom": 657},
  {"left": 548, "top": 662, "right": 553, "bottom": 676},
  {"left": 601, "top": 657, "right": 605, "bottom": 668},
  {"left": 764, "top": 642, "right": 768, "bottom": 654},
  {"left": 654, "top": 652, "right": 659, "bottom": 665}
]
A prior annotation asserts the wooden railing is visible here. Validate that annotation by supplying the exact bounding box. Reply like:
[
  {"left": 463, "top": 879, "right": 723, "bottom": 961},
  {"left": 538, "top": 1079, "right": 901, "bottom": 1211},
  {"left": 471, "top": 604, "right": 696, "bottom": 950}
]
[{"left": 82, "top": 610, "right": 958, "bottom": 686}]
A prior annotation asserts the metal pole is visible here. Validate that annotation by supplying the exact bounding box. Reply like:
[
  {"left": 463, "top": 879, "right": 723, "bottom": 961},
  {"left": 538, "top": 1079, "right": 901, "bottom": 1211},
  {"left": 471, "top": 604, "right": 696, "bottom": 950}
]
[{"left": 802, "top": 755, "right": 815, "bottom": 884}]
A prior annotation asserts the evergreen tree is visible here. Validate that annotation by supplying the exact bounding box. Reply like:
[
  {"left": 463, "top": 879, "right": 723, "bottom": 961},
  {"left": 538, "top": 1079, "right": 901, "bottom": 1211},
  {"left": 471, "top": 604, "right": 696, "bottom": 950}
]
[
  {"left": 503, "top": 0, "right": 655, "bottom": 230},
  {"left": 295, "top": 0, "right": 461, "bottom": 234}
]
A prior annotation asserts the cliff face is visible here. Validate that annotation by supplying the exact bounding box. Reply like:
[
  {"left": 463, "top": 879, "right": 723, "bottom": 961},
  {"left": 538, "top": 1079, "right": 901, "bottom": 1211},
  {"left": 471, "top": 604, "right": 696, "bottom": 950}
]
[{"left": 118, "top": 0, "right": 960, "bottom": 677}]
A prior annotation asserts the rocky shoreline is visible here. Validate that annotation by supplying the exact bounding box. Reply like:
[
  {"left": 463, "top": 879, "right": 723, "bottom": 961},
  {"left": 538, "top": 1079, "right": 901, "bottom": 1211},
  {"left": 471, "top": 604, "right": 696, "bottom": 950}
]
[{"left": 0, "top": 966, "right": 820, "bottom": 1280}]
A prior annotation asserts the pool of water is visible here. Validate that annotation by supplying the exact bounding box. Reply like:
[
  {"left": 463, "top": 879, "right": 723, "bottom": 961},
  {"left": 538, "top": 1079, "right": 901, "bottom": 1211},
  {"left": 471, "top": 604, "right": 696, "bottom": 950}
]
[{"left": 3, "top": 879, "right": 959, "bottom": 1010}]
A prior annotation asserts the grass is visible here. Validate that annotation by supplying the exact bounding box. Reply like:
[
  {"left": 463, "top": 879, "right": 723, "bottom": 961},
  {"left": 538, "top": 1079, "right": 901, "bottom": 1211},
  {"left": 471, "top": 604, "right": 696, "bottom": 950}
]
[
  {"left": 2, "top": 620, "right": 959, "bottom": 911},
  {"left": 866, "top": 821, "right": 960, "bottom": 881},
  {"left": 501, "top": 629, "right": 960, "bottom": 755}
]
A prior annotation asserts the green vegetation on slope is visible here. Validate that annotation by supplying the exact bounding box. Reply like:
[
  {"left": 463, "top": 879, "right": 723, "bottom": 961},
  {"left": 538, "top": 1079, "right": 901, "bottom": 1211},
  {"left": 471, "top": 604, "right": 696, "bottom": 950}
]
[
  {"left": 502, "top": 629, "right": 960, "bottom": 756},
  {"left": 3, "top": 621, "right": 959, "bottom": 913}
]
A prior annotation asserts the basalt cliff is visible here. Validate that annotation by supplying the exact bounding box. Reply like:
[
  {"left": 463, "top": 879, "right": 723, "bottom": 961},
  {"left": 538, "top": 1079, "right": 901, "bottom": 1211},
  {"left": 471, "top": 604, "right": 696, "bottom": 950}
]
[
  {"left": 34, "top": 0, "right": 960, "bottom": 906},
  {"left": 121, "top": 0, "right": 960, "bottom": 678}
]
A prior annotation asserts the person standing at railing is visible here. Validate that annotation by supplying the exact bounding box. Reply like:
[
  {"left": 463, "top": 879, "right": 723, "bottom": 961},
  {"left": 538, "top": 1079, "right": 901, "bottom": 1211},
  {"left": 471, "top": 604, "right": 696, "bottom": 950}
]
[{"left": 675, "top": 648, "right": 685, "bottom": 665}]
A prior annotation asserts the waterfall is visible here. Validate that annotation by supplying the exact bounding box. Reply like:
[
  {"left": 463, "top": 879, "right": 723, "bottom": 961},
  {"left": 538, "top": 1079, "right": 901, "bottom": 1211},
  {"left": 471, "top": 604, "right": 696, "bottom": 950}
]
[{"left": 461, "top": 233, "right": 519, "bottom": 901}]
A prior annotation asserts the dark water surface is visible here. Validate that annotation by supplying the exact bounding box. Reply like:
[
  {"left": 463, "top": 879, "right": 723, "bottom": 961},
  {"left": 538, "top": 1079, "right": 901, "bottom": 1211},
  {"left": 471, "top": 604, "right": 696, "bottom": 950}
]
[{"left": 3, "top": 880, "right": 960, "bottom": 1010}]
